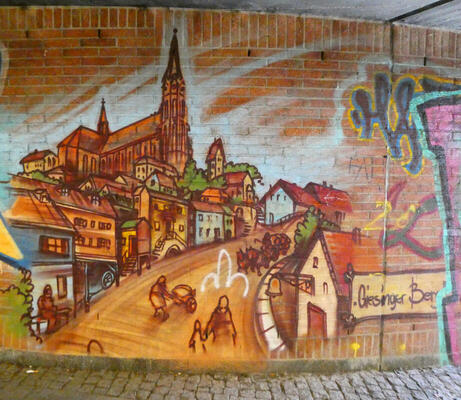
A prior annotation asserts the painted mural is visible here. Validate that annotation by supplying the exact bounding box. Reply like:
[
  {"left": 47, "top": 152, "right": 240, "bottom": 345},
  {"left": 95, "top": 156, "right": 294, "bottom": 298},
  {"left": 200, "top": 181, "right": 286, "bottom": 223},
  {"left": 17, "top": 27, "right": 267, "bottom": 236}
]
[{"left": 0, "top": 8, "right": 460, "bottom": 368}]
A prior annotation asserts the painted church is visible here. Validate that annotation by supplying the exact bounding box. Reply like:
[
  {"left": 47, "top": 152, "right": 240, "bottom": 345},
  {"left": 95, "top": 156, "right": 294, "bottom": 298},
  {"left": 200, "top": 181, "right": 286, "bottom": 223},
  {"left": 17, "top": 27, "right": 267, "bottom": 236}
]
[{"left": 57, "top": 29, "right": 192, "bottom": 182}]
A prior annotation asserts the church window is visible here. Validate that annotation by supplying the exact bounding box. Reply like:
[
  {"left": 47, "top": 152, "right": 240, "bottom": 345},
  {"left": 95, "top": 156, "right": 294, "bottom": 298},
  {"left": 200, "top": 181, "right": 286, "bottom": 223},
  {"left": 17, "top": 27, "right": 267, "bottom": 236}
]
[
  {"left": 82, "top": 155, "right": 88, "bottom": 174},
  {"left": 108, "top": 157, "right": 112, "bottom": 170},
  {"left": 128, "top": 151, "right": 132, "bottom": 165},
  {"left": 90, "top": 157, "right": 96, "bottom": 173},
  {"left": 121, "top": 153, "right": 125, "bottom": 170},
  {"left": 181, "top": 100, "right": 185, "bottom": 116},
  {"left": 144, "top": 144, "right": 147, "bottom": 155},
  {"left": 164, "top": 101, "right": 169, "bottom": 118},
  {"left": 323, "top": 282, "right": 328, "bottom": 294},
  {"left": 101, "top": 159, "right": 106, "bottom": 172}
]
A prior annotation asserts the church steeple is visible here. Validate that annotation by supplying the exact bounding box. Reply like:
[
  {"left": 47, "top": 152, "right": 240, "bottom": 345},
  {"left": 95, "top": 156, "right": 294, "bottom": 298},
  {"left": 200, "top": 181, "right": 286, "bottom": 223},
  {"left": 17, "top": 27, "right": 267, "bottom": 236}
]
[
  {"left": 161, "top": 28, "right": 183, "bottom": 87},
  {"left": 97, "top": 98, "right": 110, "bottom": 137},
  {"left": 159, "top": 29, "right": 192, "bottom": 176}
]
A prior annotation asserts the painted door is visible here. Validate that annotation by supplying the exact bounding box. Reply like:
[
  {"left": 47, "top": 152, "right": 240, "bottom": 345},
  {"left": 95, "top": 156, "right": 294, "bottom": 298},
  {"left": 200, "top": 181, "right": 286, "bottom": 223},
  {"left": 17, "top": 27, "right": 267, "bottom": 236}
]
[
  {"left": 128, "top": 236, "right": 137, "bottom": 257},
  {"left": 307, "top": 302, "right": 327, "bottom": 338}
]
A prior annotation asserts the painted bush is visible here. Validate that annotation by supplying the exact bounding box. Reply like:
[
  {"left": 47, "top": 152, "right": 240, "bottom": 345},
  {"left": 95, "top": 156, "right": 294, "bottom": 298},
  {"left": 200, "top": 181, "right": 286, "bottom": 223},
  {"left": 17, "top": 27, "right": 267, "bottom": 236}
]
[{"left": 0, "top": 7, "right": 460, "bottom": 368}]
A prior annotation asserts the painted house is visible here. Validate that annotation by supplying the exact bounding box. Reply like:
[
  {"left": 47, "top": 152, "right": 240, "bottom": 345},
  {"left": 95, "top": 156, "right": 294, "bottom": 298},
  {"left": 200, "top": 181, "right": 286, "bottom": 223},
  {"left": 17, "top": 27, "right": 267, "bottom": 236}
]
[
  {"left": 120, "top": 218, "right": 151, "bottom": 275},
  {"left": 78, "top": 175, "right": 132, "bottom": 198},
  {"left": 206, "top": 138, "right": 226, "bottom": 180},
  {"left": 224, "top": 171, "right": 255, "bottom": 204},
  {"left": 269, "top": 229, "right": 381, "bottom": 348},
  {"left": 304, "top": 181, "right": 352, "bottom": 226},
  {"left": 189, "top": 201, "right": 227, "bottom": 246},
  {"left": 261, "top": 179, "right": 321, "bottom": 225},
  {"left": 200, "top": 188, "right": 229, "bottom": 204},
  {"left": 20, "top": 149, "right": 58, "bottom": 174},
  {"left": 134, "top": 185, "right": 188, "bottom": 258},
  {"left": 4, "top": 190, "right": 76, "bottom": 317},
  {"left": 10, "top": 176, "right": 118, "bottom": 312},
  {"left": 134, "top": 156, "right": 178, "bottom": 181}
]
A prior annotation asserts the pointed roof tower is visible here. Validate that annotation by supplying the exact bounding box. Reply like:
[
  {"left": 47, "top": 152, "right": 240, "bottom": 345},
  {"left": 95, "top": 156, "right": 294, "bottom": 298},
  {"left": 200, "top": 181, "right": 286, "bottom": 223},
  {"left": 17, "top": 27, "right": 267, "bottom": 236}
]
[
  {"left": 162, "top": 29, "right": 183, "bottom": 86},
  {"left": 97, "top": 98, "right": 110, "bottom": 137}
]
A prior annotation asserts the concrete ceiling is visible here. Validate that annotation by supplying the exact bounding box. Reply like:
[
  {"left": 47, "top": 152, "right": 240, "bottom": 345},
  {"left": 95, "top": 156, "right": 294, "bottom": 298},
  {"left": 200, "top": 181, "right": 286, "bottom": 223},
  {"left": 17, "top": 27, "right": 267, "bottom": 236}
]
[{"left": 3, "top": 0, "right": 461, "bottom": 31}]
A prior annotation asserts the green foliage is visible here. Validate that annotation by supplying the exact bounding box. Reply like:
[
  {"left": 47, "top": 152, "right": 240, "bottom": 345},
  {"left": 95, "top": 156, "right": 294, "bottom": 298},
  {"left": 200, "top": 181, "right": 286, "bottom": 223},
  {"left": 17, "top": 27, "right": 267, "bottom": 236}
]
[
  {"left": 208, "top": 176, "right": 226, "bottom": 189},
  {"left": 321, "top": 219, "right": 340, "bottom": 232},
  {"left": 177, "top": 160, "right": 209, "bottom": 199},
  {"left": 230, "top": 196, "right": 243, "bottom": 205},
  {"left": 224, "top": 162, "right": 262, "bottom": 183},
  {"left": 1, "top": 270, "right": 34, "bottom": 338},
  {"left": 30, "top": 171, "right": 59, "bottom": 184},
  {"left": 294, "top": 207, "right": 319, "bottom": 255}
]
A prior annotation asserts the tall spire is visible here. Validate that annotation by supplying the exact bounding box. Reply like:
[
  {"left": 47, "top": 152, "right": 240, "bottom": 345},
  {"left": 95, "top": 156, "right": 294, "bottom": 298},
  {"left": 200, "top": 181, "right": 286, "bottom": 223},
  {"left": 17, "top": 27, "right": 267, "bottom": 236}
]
[
  {"left": 97, "top": 98, "right": 110, "bottom": 137},
  {"left": 161, "top": 28, "right": 183, "bottom": 86}
]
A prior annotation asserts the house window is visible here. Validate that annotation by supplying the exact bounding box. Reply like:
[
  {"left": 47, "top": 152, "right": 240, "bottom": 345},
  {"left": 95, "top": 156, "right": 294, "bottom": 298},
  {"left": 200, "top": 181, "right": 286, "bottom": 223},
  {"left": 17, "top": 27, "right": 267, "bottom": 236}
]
[
  {"left": 284, "top": 195, "right": 287, "bottom": 201},
  {"left": 57, "top": 276, "right": 68, "bottom": 299},
  {"left": 76, "top": 236, "right": 85, "bottom": 246},
  {"left": 214, "top": 228, "right": 220, "bottom": 238},
  {"left": 277, "top": 194, "right": 280, "bottom": 200},
  {"left": 313, "top": 256, "right": 319, "bottom": 268},
  {"left": 206, "top": 228, "right": 210, "bottom": 238},
  {"left": 179, "top": 225, "right": 184, "bottom": 232},
  {"left": 154, "top": 221, "right": 160, "bottom": 231},
  {"left": 74, "top": 217, "right": 87, "bottom": 227},
  {"left": 199, "top": 227, "right": 203, "bottom": 237},
  {"left": 198, "top": 214, "right": 203, "bottom": 221},
  {"left": 91, "top": 220, "right": 95, "bottom": 228},
  {"left": 40, "top": 236, "right": 69, "bottom": 255},
  {"left": 323, "top": 282, "right": 328, "bottom": 295}
]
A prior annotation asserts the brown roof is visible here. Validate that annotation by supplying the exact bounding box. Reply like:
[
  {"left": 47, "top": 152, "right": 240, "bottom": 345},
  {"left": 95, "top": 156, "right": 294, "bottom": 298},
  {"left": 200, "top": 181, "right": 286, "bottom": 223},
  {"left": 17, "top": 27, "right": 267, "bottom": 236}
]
[
  {"left": 261, "top": 179, "right": 321, "bottom": 209},
  {"left": 9, "top": 175, "right": 117, "bottom": 218},
  {"left": 201, "top": 188, "right": 229, "bottom": 199},
  {"left": 4, "top": 190, "right": 74, "bottom": 231},
  {"left": 206, "top": 138, "right": 226, "bottom": 163},
  {"left": 224, "top": 171, "right": 249, "bottom": 186},
  {"left": 57, "top": 125, "right": 105, "bottom": 154},
  {"left": 79, "top": 175, "right": 129, "bottom": 192},
  {"left": 149, "top": 171, "right": 176, "bottom": 189},
  {"left": 321, "top": 230, "right": 383, "bottom": 298},
  {"left": 304, "top": 182, "right": 352, "bottom": 213},
  {"left": 20, "top": 149, "right": 56, "bottom": 164},
  {"left": 134, "top": 156, "right": 178, "bottom": 176},
  {"left": 190, "top": 201, "right": 224, "bottom": 214},
  {"left": 101, "top": 114, "right": 160, "bottom": 153},
  {"left": 115, "top": 175, "right": 141, "bottom": 189}
]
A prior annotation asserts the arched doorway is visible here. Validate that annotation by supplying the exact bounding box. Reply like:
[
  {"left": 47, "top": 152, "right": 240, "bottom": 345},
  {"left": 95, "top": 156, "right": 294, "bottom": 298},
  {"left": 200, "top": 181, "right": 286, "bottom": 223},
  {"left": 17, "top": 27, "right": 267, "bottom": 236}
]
[
  {"left": 165, "top": 245, "right": 181, "bottom": 258},
  {"left": 307, "top": 302, "right": 327, "bottom": 338}
]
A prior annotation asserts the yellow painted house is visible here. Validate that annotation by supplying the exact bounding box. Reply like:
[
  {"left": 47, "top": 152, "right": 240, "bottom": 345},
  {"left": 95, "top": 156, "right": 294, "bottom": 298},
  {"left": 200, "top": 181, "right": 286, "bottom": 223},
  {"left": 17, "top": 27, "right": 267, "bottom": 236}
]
[{"left": 20, "top": 149, "right": 58, "bottom": 174}]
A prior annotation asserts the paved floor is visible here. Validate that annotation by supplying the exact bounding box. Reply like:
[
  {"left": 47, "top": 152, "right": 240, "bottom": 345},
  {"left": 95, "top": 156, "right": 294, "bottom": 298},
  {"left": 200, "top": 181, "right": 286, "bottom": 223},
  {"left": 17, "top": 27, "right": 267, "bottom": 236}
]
[{"left": 0, "top": 362, "right": 459, "bottom": 400}]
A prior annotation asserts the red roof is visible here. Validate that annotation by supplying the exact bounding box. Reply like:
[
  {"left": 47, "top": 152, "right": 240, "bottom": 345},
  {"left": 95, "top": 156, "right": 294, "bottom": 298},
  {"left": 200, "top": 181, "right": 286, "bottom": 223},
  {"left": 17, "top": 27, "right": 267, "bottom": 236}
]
[
  {"left": 20, "top": 149, "right": 55, "bottom": 164},
  {"left": 206, "top": 138, "right": 226, "bottom": 163},
  {"left": 57, "top": 125, "right": 105, "bottom": 154},
  {"left": 224, "top": 171, "right": 249, "bottom": 186},
  {"left": 321, "top": 230, "right": 383, "bottom": 297},
  {"left": 4, "top": 190, "right": 74, "bottom": 231},
  {"left": 261, "top": 179, "right": 321, "bottom": 209},
  {"left": 190, "top": 201, "right": 224, "bottom": 214},
  {"left": 304, "top": 182, "right": 352, "bottom": 213}
]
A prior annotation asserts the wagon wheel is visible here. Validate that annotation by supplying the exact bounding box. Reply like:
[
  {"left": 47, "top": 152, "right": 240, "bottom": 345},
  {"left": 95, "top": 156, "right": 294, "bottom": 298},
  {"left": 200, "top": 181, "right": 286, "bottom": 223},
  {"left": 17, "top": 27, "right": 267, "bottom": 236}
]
[{"left": 186, "top": 297, "right": 197, "bottom": 313}]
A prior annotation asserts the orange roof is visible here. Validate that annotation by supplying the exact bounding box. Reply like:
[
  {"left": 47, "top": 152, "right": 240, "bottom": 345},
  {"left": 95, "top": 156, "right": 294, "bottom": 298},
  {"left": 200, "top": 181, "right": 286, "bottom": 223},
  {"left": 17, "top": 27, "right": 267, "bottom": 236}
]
[
  {"left": 57, "top": 125, "right": 105, "bottom": 154},
  {"left": 20, "top": 149, "right": 56, "bottom": 164},
  {"left": 206, "top": 138, "right": 226, "bottom": 162},
  {"left": 191, "top": 201, "right": 224, "bottom": 214},
  {"left": 101, "top": 114, "right": 160, "bottom": 153},
  {"left": 261, "top": 179, "right": 321, "bottom": 209},
  {"left": 4, "top": 191, "right": 73, "bottom": 231},
  {"left": 79, "top": 175, "right": 129, "bottom": 192},
  {"left": 115, "top": 175, "right": 141, "bottom": 189},
  {"left": 321, "top": 230, "right": 383, "bottom": 297},
  {"left": 224, "top": 171, "right": 249, "bottom": 186},
  {"left": 10, "top": 175, "right": 117, "bottom": 218},
  {"left": 305, "top": 182, "right": 352, "bottom": 213},
  {"left": 201, "top": 188, "right": 229, "bottom": 198}
]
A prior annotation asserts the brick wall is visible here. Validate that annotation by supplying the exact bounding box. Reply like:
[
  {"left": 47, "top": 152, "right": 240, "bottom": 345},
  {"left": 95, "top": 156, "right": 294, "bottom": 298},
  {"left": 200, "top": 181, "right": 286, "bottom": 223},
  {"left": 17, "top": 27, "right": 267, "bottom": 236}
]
[{"left": 0, "top": 6, "right": 460, "bottom": 367}]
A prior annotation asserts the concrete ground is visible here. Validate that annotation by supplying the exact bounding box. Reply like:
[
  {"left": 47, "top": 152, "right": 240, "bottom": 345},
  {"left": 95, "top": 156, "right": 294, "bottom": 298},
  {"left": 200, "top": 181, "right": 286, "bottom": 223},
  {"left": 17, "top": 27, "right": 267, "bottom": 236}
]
[{"left": 0, "top": 362, "right": 459, "bottom": 400}]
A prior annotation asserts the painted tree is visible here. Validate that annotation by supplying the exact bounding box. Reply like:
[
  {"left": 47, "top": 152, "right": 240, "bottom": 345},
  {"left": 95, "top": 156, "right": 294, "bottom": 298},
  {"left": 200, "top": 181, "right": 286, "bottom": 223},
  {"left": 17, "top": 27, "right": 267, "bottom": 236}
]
[
  {"left": 294, "top": 207, "right": 339, "bottom": 255},
  {"left": 224, "top": 162, "right": 263, "bottom": 183},
  {"left": 177, "top": 160, "right": 226, "bottom": 199}
]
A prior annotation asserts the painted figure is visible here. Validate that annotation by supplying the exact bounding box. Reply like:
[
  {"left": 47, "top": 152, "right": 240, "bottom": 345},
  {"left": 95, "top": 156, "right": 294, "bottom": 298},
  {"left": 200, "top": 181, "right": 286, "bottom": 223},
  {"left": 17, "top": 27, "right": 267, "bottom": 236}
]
[
  {"left": 205, "top": 295, "right": 237, "bottom": 344},
  {"left": 37, "top": 284, "right": 70, "bottom": 333},
  {"left": 149, "top": 275, "right": 173, "bottom": 321},
  {"left": 188, "top": 319, "right": 207, "bottom": 353}
]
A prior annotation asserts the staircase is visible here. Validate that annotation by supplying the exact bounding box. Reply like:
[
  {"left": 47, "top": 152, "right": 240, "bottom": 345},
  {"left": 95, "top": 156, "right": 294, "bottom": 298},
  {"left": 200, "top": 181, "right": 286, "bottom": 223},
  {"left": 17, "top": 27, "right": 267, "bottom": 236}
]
[
  {"left": 152, "top": 238, "right": 166, "bottom": 260},
  {"left": 241, "top": 222, "right": 253, "bottom": 237},
  {"left": 120, "top": 256, "right": 137, "bottom": 276},
  {"left": 255, "top": 204, "right": 265, "bottom": 225}
]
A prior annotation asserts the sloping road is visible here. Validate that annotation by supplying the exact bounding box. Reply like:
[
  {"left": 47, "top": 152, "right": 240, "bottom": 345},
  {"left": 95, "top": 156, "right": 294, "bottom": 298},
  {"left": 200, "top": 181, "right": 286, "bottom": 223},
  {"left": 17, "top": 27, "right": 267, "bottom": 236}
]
[{"left": 41, "top": 219, "right": 301, "bottom": 364}]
